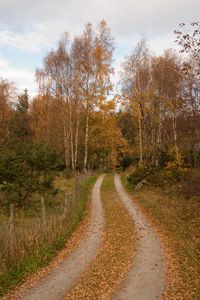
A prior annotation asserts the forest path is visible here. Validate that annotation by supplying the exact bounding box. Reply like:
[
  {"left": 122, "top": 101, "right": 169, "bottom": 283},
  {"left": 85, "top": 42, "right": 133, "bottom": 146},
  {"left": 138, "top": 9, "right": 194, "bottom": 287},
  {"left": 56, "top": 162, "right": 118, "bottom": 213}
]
[
  {"left": 112, "top": 174, "right": 165, "bottom": 300},
  {"left": 18, "top": 175, "right": 105, "bottom": 300}
]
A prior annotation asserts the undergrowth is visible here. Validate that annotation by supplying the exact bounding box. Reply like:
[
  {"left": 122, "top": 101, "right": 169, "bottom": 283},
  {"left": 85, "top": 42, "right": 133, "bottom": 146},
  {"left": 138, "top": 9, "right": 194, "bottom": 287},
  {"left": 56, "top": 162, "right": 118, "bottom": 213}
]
[
  {"left": 122, "top": 171, "right": 200, "bottom": 299},
  {"left": 0, "top": 174, "right": 96, "bottom": 297}
]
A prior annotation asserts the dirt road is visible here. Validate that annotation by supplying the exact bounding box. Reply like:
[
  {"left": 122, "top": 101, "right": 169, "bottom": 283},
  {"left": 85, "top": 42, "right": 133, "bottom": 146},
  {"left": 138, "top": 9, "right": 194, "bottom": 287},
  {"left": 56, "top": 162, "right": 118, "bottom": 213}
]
[
  {"left": 112, "top": 174, "right": 165, "bottom": 300},
  {"left": 19, "top": 175, "right": 105, "bottom": 300},
  {"left": 10, "top": 173, "right": 166, "bottom": 300}
]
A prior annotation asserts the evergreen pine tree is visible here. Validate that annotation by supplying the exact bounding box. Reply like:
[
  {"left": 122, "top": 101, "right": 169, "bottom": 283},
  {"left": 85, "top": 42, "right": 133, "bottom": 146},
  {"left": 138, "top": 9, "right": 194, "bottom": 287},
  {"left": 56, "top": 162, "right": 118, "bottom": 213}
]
[
  {"left": 11, "top": 89, "right": 32, "bottom": 141},
  {"left": 16, "top": 88, "right": 29, "bottom": 113}
]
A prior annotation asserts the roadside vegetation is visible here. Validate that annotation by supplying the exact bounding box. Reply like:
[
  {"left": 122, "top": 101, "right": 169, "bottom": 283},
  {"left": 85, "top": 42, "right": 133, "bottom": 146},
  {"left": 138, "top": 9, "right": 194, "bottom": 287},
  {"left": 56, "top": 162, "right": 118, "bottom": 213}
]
[
  {"left": 0, "top": 172, "right": 96, "bottom": 297},
  {"left": 122, "top": 167, "right": 200, "bottom": 299},
  {"left": 65, "top": 175, "right": 135, "bottom": 300}
]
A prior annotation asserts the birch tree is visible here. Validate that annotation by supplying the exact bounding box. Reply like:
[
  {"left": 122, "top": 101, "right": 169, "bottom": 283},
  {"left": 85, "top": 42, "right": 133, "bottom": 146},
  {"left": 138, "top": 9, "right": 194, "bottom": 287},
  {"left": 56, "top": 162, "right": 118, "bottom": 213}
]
[
  {"left": 121, "top": 42, "right": 183, "bottom": 167},
  {"left": 121, "top": 39, "right": 151, "bottom": 165},
  {"left": 36, "top": 34, "right": 80, "bottom": 172},
  {"left": 0, "top": 79, "right": 15, "bottom": 143},
  {"left": 75, "top": 20, "right": 114, "bottom": 171},
  {"left": 35, "top": 21, "right": 114, "bottom": 172}
]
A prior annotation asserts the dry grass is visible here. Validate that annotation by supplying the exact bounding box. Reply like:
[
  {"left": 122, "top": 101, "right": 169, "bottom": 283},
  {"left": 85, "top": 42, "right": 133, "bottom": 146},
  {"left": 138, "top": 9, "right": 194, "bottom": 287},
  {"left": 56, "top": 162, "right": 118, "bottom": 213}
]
[
  {"left": 2, "top": 195, "right": 93, "bottom": 300},
  {"left": 0, "top": 176, "right": 73, "bottom": 272},
  {"left": 123, "top": 174, "right": 200, "bottom": 299},
  {"left": 0, "top": 213, "right": 70, "bottom": 267},
  {"left": 65, "top": 174, "right": 135, "bottom": 300},
  {"left": 0, "top": 174, "right": 96, "bottom": 297}
]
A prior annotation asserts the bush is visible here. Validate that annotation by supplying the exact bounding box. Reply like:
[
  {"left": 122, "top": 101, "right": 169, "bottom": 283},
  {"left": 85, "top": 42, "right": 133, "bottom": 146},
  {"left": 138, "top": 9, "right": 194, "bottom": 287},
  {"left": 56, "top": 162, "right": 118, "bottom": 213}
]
[
  {"left": 127, "top": 165, "right": 152, "bottom": 186},
  {"left": 165, "top": 146, "right": 184, "bottom": 170},
  {"left": 127, "top": 162, "right": 185, "bottom": 192},
  {"left": 0, "top": 143, "right": 64, "bottom": 206},
  {"left": 179, "top": 169, "right": 200, "bottom": 198},
  {"left": 120, "top": 154, "right": 138, "bottom": 170}
]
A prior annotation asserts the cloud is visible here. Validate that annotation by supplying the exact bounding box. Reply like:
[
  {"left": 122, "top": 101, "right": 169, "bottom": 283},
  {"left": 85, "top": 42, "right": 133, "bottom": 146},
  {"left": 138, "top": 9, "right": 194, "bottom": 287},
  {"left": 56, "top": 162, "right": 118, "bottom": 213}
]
[
  {"left": 0, "top": 30, "right": 50, "bottom": 53},
  {"left": 0, "top": 0, "right": 199, "bottom": 53},
  {"left": 1, "top": 1, "right": 199, "bottom": 28},
  {"left": 0, "top": 0, "right": 199, "bottom": 96},
  {"left": 0, "top": 57, "right": 37, "bottom": 96}
]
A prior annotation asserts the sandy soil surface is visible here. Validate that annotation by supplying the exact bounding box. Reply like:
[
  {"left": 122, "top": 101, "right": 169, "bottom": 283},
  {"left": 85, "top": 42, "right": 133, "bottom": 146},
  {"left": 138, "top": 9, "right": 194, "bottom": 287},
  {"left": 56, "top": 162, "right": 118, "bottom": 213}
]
[
  {"left": 18, "top": 175, "right": 105, "bottom": 300},
  {"left": 112, "top": 174, "right": 165, "bottom": 300}
]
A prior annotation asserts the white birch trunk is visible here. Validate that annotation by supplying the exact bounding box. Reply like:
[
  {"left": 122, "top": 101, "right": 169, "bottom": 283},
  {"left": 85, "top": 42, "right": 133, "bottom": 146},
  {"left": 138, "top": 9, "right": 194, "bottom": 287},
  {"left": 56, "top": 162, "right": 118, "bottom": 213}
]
[
  {"left": 138, "top": 109, "right": 143, "bottom": 165},
  {"left": 74, "top": 101, "right": 80, "bottom": 171},
  {"left": 83, "top": 110, "right": 89, "bottom": 172},
  {"left": 63, "top": 121, "right": 69, "bottom": 168},
  {"left": 69, "top": 100, "right": 75, "bottom": 172}
]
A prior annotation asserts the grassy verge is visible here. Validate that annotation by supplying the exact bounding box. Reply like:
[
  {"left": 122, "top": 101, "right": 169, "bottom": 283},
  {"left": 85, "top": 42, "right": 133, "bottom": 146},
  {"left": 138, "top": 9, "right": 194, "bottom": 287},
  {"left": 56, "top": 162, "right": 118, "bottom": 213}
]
[
  {"left": 0, "top": 174, "right": 96, "bottom": 298},
  {"left": 121, "top": 173, "right": 200, "bottom": 299},
  {"left": 65, "top": 174, "right": 135, "bottom": 300}
]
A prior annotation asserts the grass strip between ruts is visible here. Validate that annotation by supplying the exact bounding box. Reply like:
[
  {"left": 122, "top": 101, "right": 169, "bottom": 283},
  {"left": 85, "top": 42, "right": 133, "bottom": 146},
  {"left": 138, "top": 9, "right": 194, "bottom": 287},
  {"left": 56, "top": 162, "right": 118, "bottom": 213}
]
[{"left": 65, "top": 174, "right": 135, "bottom": 300}]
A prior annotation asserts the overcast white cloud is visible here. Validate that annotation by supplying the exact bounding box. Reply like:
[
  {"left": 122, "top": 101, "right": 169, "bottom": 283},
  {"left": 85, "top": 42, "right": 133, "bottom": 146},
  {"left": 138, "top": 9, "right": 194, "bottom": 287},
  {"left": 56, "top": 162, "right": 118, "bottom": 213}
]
[
  {"left": 0, "top": 57, "right": 35, "bottom": 95},
  {"left": 0, "top": 30, "right": 50, "bottom": 52},
  {"left": 0, "top": 0, "right": 199, "bottom": 95}
]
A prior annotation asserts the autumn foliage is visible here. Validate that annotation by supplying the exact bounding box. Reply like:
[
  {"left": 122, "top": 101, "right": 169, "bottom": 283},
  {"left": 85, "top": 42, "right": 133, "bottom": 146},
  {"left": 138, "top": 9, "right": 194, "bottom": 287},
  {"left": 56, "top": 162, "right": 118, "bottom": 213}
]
[{"left": 0, "top": 20, "right": 200, "bottom": 176}]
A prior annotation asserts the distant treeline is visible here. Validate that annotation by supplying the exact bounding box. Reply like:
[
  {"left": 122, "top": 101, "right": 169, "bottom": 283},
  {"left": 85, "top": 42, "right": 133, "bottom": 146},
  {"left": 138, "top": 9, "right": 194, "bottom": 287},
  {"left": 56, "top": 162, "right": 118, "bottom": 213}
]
[{"left": 0, "top": 20, "right": 199, "bottom": 174}]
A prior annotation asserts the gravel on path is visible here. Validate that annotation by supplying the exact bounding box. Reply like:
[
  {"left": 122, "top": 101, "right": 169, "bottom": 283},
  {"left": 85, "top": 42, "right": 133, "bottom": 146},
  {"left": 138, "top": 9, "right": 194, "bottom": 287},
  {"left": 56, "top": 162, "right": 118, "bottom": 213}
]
[{"left": 112, "top": 174, "right": 165, "bottom": 300}]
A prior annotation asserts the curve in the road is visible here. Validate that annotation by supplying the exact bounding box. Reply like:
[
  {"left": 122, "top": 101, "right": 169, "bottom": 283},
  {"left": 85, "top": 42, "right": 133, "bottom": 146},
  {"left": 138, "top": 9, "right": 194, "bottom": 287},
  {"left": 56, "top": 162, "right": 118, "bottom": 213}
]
[
  {"left": 113, "top": 174, "right": 165, "bottom": 300},
  {"left": 19, "top": 175, "right": 105, "bottom": 300}
]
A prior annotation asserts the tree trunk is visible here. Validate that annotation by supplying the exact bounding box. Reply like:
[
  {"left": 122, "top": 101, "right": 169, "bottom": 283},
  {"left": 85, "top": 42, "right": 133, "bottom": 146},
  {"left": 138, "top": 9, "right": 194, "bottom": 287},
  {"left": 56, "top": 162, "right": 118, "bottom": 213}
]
[
  {"left": 63, "top": 121, "right": 69, "bottom": 168},
  {"left": 74, "top": 101, "right": 80, "bottom": 171},
  {"left": 138, "top": 109, "right": 143, "bottom": 165},
  {"left": 173, "top": 113, "right": 177, "bottom": 149},
  {"left": 69, "top": 101, "right": 75, "bottom": 172},
  {"left": 83, "top": 110, "right": 89, "bottom": 172}
]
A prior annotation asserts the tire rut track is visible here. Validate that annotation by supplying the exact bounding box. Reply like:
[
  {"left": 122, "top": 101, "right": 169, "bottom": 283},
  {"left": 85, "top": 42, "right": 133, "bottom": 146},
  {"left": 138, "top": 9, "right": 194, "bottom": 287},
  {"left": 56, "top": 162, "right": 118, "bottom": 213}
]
[
  {"left": 112, "top": 174, "right": 165, "bottom": 300},
  {"left": 16, "top": 175, "right": 105, "bottom": 300}
]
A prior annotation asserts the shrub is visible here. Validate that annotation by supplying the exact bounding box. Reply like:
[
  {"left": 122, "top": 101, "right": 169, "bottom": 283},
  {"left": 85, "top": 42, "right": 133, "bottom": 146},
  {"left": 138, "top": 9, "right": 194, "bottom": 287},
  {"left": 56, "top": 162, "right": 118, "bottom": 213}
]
[
  {"left": 0, "top": 143, "right": 64, "bottom": 207},
  {"left": 127, "top": 165, "right": 151, "bottom": 186},
  {"left": 120, "top": 154, "right": 137, "bottom": 170},
  {"left": 179, "top": 169, "right": 200, "bottom": 198},
  {"left": 165, "top": 146, "right": 184, "bottom": 170}
]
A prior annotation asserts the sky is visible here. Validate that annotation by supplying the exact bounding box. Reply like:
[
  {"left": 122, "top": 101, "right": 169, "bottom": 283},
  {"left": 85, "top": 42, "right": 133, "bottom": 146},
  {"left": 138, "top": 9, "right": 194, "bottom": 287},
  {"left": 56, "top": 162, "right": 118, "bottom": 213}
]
[{"left": 0, "top": 0, "right": 199, "bottom": 96}]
